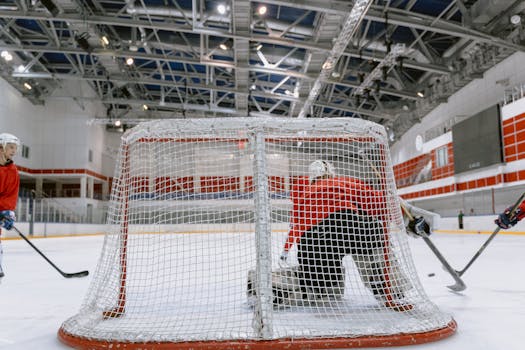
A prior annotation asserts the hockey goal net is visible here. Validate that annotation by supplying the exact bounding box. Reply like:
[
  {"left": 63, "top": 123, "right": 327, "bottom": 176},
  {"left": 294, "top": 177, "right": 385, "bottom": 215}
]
[{"left": 59, "top": 118, "right": 455, "bottom": 349}]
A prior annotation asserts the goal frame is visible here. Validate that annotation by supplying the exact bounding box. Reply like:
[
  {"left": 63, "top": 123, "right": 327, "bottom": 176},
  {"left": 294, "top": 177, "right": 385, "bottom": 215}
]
[{"left": 58, "top": 118, "right": 457, "bottom": 349}]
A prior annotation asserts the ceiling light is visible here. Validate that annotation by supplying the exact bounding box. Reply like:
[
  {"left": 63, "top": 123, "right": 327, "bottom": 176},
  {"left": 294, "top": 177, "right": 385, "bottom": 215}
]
[
  {"left": 126, "top": 57, "right": 134, "bottom": 65},
  {"left": 142, "top": 104, "right": 149, "bottom": 111},
  {"left": 322, "top": 61, "right": 333, "bottom": 70},
  {"left": 23, "top": 82, "right": 32, "bottom": 90},
  {"left": 41, "top": 0, "right": 60, "bottom": 17},
  {"left": 510, "top": 14, "right": 521, "bottom": 25},
  {"left": 250, "top": 84, "right": 256, "bottom": 91},
  {"left": 217, "top": 4, "right": 227, "bottom": 14},
  {"left": 15, "top": 65, "right": 25, "bottom": 73},
  {"left": 417, "top": 91, "right": 425, "bottom": 98},
  {"left": 255, "top": 43, "right": 263, "bottom": 51},
  {"left": 1, "top": 51, "right": 12, "bottom": 62},
  {"left": 114, "top": 120, "right": 121, "bottom": 127},
  {"left": 331, "top": 71, "right": 341, "bottom": 78},
  {"left": 101, "top": 36, "right": 110, "bottom": 46},
  {"left": 129, "top": 45, "right": 138, "bottom": 52},
  {"left": 257, "top": 6, "right": 267, "bottom": 15},
  {"left": 219, "top": 43, "right": 228, "bottom": 50},
  {"left": 75, "top": 33, "right": 92, "bottom": 53}
]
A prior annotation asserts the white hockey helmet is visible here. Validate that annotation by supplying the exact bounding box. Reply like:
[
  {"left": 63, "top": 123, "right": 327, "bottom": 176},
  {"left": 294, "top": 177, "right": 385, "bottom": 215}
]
[
  {"left": 309, "top": 160, "right": 335, "bottom": 182},
  {"left": 0, "top": 133, "right": 20, "bottom": 149}
]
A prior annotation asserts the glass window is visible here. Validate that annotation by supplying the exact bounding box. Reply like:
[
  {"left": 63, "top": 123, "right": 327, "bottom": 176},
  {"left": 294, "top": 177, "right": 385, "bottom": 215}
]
[{"left": 436, "top": 146, "right": 448, "bottom": 168}]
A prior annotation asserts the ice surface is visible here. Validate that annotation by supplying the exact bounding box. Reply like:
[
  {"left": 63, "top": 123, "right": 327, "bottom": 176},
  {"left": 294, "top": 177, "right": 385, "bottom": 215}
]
[{"left": 1, "top": 231, "right": 524, "bottom": 350}]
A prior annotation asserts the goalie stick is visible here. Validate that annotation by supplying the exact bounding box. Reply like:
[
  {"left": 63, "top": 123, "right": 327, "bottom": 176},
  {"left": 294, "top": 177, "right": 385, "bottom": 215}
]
[
  {"left": 355, "top": 148, "right": 465, "bottom": 292},
  {"left": 455, "top": 191, "right": 525, "bottom": 277},
  {"left": 400, "top": 204, "right": 466, "bottom": 292},
  {"left": 11, "top": 226, "right": 89, "bottom": 278}
]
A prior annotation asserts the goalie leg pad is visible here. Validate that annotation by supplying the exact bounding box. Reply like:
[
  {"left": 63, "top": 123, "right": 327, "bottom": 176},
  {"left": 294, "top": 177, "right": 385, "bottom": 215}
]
[{"left": 353, "top": 250, "right": 411, "bottom": 307}]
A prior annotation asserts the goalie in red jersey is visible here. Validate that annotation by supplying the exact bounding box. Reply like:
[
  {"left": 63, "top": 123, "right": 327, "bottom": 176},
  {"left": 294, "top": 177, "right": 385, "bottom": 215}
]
[{"left": 276, "top": 160, "right": 412, "bottom": 310}]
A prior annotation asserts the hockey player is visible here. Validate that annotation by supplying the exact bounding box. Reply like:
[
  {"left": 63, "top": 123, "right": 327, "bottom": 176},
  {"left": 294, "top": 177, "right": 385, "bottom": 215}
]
[
  {"left": 0, "top": 133, "right": 21, "bottom": 279},
  {"left": 277, "top": 160, "right": 430, "bottom": 310},
  {"left": 495, "top": 201, "right": 525, "bottom": 229}
]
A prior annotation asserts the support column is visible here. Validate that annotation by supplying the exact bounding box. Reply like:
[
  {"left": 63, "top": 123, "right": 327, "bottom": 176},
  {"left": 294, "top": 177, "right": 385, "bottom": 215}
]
[
  {"left": 87, "top": 177, "right": 94, "bottom": 199},
  {"left": 80, "top": 176, "right": 87, "bottom": 198},
  {"left": 102, "top": 180, "right": 109, "bottom": 199},
  {"left": 55, "top": 182, "right": 63, "bottom": 197},
  {"left": 35, "top": 178, "right": 43, "bottom": 198}
]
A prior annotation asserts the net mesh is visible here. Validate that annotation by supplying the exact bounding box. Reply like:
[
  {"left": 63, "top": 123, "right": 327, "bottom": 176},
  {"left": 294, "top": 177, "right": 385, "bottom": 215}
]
[{"left": 60, "top": 118, "right": 454, "bottom": 346}]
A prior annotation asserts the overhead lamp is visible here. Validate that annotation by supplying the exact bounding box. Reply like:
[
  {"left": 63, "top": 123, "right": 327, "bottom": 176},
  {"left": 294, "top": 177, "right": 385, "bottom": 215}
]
[
  {"left": 41, "top": 0, "right": 60, "bottom": 17},
  {"left": 510, "top": 14, "right": 521, "bottom": 25},
  {"left": 75, "top": 33, "right": 92, "bottom": 53},
  {"left": 101, "top": 36, "right": 110, "bottom": 46},
  {"left": 250, "top": 84, "right": 256, "bottom": 91},
  {"left": 331, "top": 71, "right": 341, "bottom": 78},
  {"left": 126, "top": 57, "right": 134, "bottom": 65},
  {"left": 257, "top": 5, "right": 267, "bottom": 15},
  {"left": 142, "top": 104, "right": 149, "bottom": 111},
  {"left": 217, "top": 4, "right": 227, "bottom": 15},
  {"left": 417, "top": 91, "right": 425, "bottom": 98},
  {"left": 114, "top": 120, "right": 121, "bottom": 127},
  {"left": 255, "top": 43, "right": 263, "bottom": 51},
  {"left": 15, "top": 65, "right": 25, "bottom": 73},
  {"left": 23, "top": 82, "right": 32, "bottom": 90},
  {"left": 322, "top": 61, "right": 333, "bottom": 70},
  {"left": 219, "top": 43, "right": 228, "bottom": 50},
  {"left": 1, "top": 51, "right": 12, "bottom": 62}
]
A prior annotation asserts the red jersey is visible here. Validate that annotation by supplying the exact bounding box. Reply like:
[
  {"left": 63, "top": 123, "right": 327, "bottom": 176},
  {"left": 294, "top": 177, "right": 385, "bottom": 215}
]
[
  {"left": 283, "top": 177, "right": 387, "bottom": 252},
  {"left": 0, "top": 161, "right": 20, "bottom": 211}
]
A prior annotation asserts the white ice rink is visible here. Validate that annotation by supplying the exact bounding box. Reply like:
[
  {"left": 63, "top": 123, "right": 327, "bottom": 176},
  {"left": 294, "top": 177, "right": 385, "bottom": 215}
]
[{"left": 1, "top": 230, "right": 524, "bottom": 350}]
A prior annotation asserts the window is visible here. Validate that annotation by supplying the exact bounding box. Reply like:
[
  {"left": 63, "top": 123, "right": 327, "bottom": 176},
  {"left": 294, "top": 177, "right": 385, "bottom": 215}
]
[
  {"left": 88, "top": 149, "right": 93, "bottom": 162},
  {"left": 21, "top": 145, "right": 30, "bottom": 159},
  {"left": 436, "top": 146, "right": 448, "bottom": 168}
]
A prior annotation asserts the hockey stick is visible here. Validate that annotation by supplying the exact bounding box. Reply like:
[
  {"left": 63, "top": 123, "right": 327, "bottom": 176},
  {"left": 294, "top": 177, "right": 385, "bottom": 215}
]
[
  {"left": 11, "top": 226, "right": 89, "bottom": 278},
  {"left": 455, "top": 191, "right": 525, "bottom": 277},
  {"left": 400, "top": 204, "right": 466, "bottom": 292}
]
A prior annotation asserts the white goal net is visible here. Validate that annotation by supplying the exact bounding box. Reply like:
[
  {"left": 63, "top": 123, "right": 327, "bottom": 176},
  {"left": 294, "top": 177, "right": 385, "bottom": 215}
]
[{"left": 59, "top": 118, "right": 455, "bottom": 349}]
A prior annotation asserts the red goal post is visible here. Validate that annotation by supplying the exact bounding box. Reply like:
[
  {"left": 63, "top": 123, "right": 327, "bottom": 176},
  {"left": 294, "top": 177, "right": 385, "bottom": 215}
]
[{"left": 58, "top": 117, "right": 456, "bottom": 349}]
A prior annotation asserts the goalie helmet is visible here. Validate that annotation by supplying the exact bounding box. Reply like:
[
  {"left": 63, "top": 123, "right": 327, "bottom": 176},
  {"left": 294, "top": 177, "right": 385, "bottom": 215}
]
[
  {"left": 0, "top": 133, "right": 20, "bottom": 149},
  {"left": 308, "top": 160, "right": 335, "bottom": 183}
]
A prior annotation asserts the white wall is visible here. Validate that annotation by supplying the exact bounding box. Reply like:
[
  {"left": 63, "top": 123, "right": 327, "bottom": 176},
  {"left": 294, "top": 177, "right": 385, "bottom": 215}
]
[
  {"left": 0, "top": 78, "right": 113, "bottom": 177},
  {"left": 391, "top": 51, "right": 525, "bottom": 165}
]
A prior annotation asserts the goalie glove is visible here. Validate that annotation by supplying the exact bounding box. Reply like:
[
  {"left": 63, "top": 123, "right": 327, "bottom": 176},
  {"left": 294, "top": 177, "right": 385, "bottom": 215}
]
[
  {"left": 0, "top": 210, "right": 15, "bottom": 230},
  {"left": 495, "top": 207, "right": 520, "bottom": 229},
  {"left": 278, "top": 251, "right": 289, "bottom": 267},
  {"left": 407, "top": 216, "right": 430, "bottom": 238}
]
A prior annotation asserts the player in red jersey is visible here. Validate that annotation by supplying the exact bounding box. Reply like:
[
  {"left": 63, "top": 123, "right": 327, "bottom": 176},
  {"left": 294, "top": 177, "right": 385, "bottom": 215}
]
[{"left": 0, "top": 133, "right": 21, "bottom": 280}]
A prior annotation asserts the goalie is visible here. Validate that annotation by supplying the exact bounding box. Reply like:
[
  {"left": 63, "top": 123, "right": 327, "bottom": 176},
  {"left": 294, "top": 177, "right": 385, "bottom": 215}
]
[{"left": 273, "top": 160, "right": 432, "bottom": 310}]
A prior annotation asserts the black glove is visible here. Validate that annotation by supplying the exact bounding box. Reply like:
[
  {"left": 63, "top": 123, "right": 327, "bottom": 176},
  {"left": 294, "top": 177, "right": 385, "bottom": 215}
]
[
  {"left": 407, "top": 216, "right": 430, "bottom": 238},
  {"left": 495, "top": 207, "right": 519, "bottom": 229}
]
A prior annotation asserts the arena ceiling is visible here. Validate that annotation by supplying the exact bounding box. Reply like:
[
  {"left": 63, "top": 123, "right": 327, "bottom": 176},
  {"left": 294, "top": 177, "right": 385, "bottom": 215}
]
[{"left": 0, "top": 0, "right": 524, "bottom": 142}]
